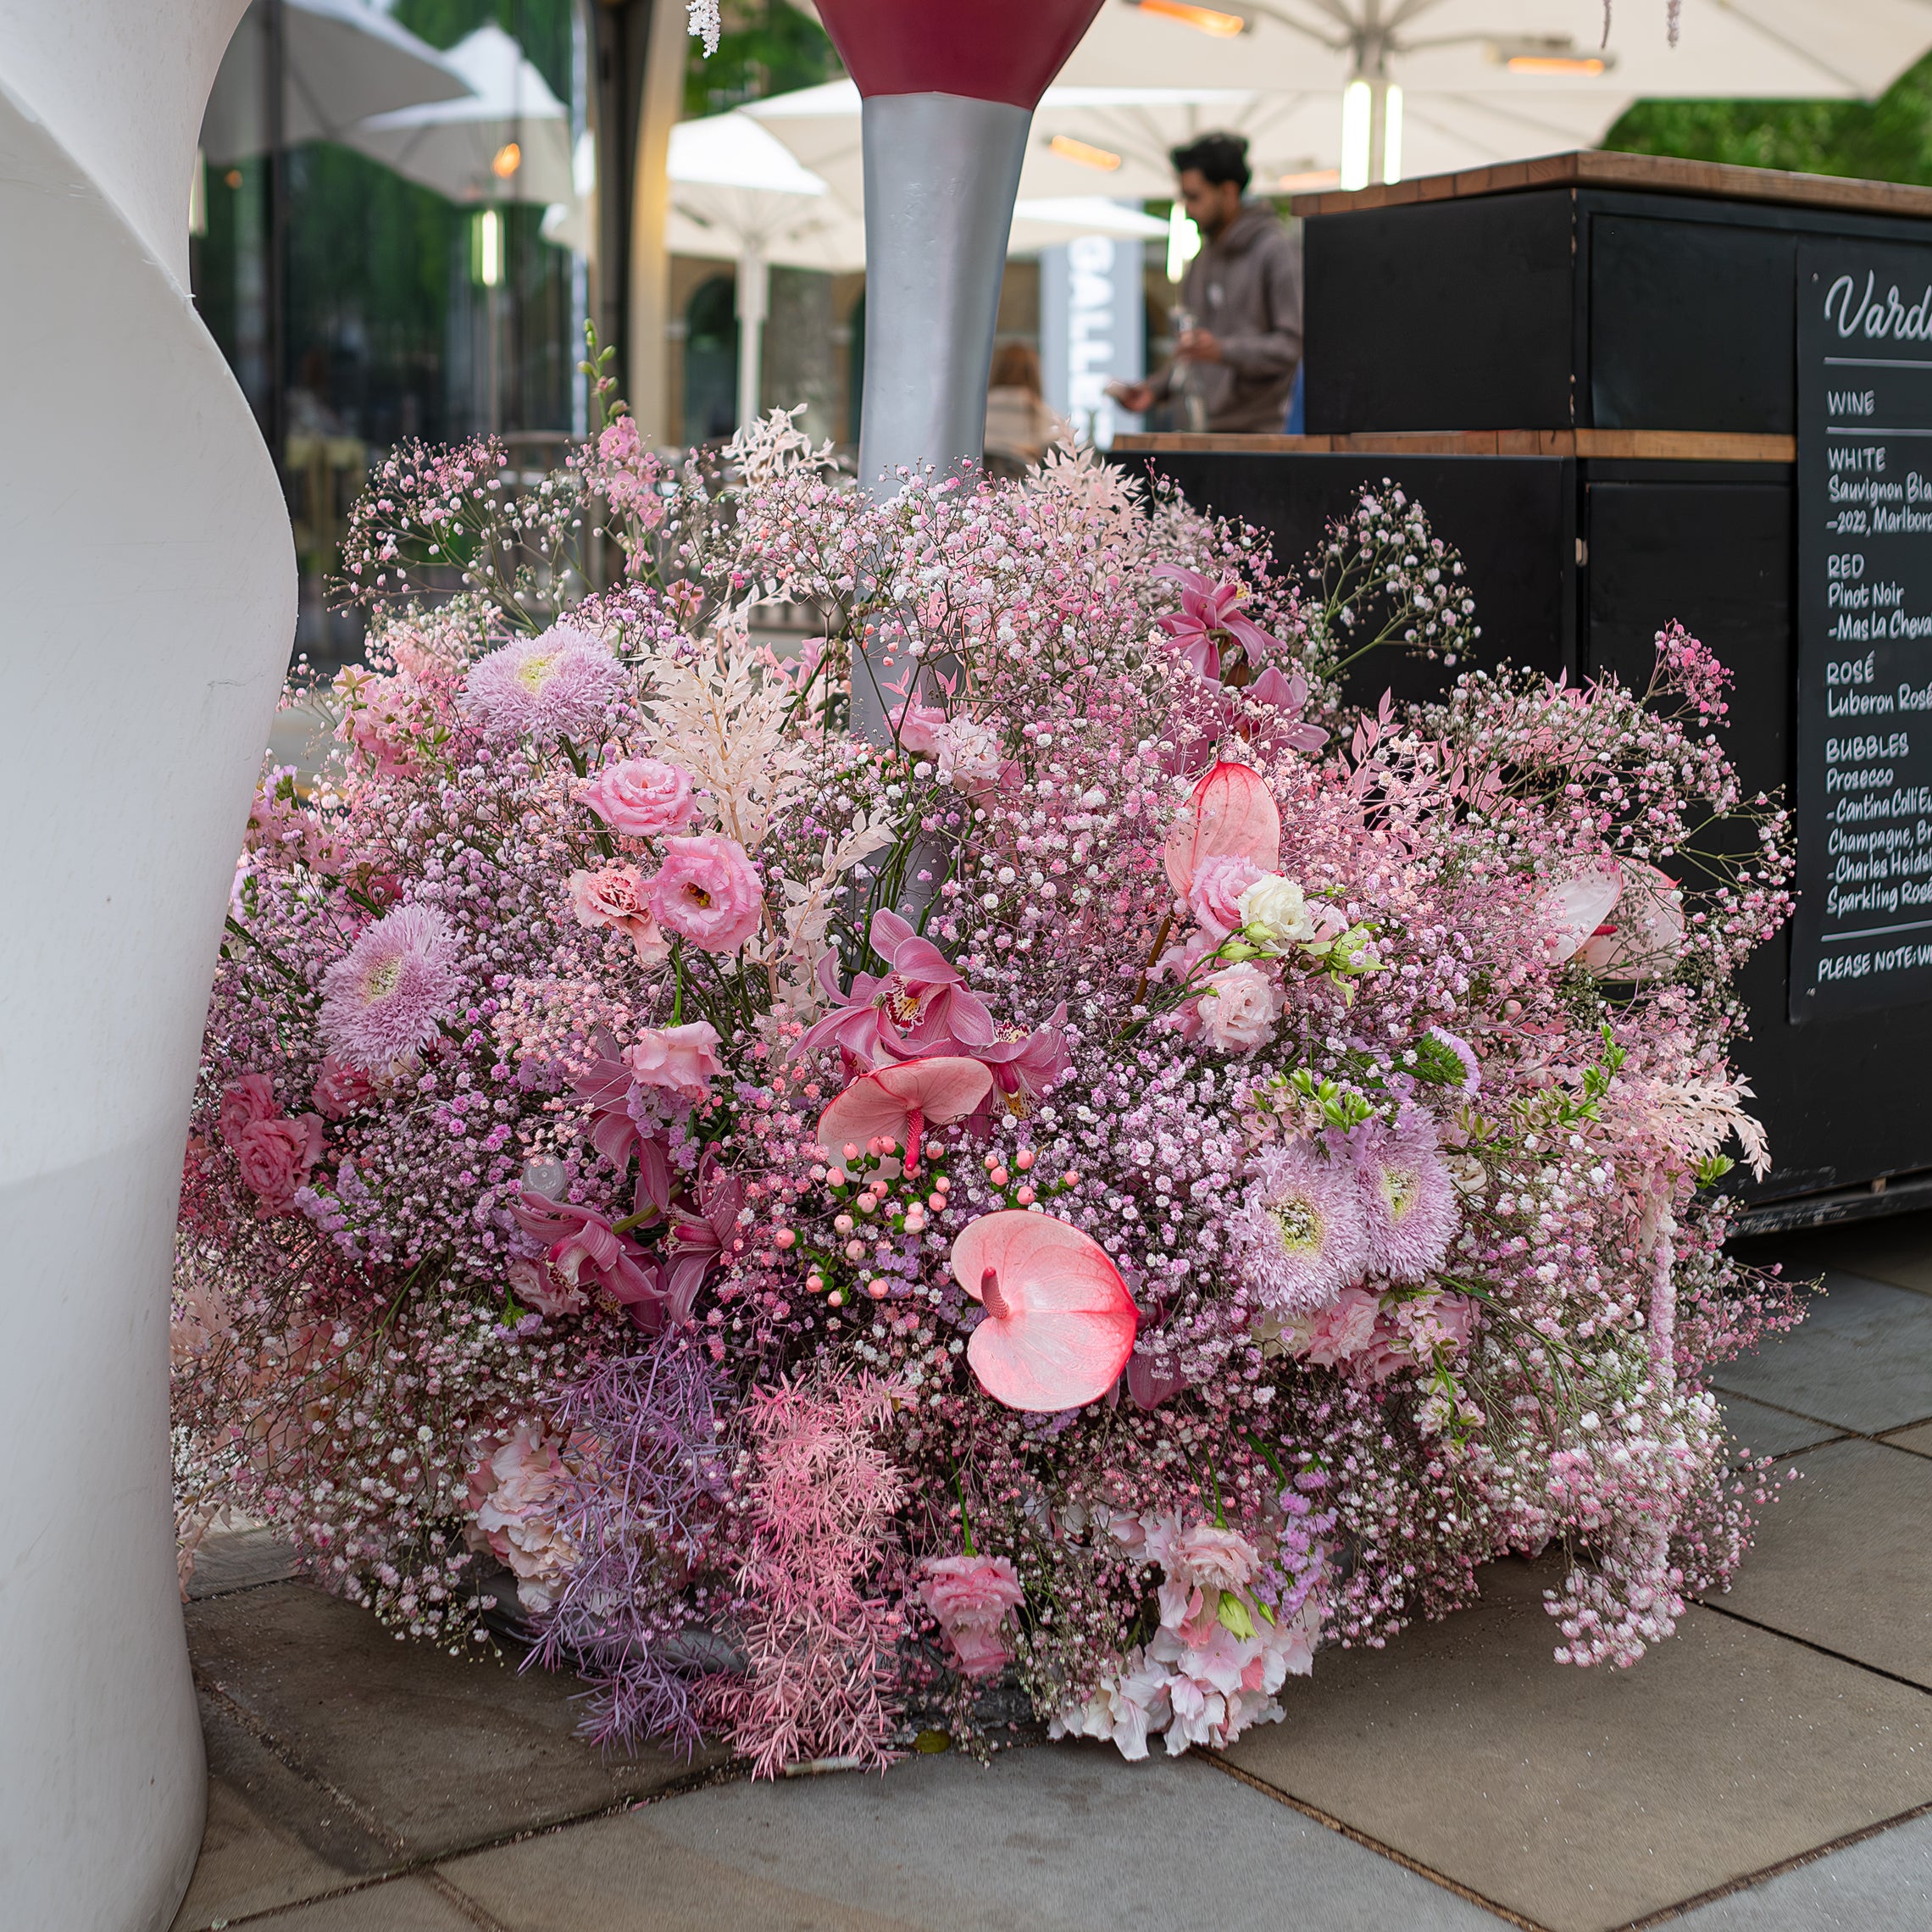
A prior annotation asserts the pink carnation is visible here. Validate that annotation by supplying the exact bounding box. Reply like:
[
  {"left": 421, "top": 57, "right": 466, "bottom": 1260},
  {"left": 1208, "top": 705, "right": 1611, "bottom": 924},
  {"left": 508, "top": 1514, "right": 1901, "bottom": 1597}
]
[
  {"left": 919, "top": 1553, "right": 1024, "bottom": 1681},
  {"left": 647, "top": 834, "right": 762, "bottom": 954},
  {"left": 311, "top": 1055, "right": 374, "bottom": 1121},
  {"left": 567, "top": 864, "right": 669, "bottom": 964},
  {"left": 461, "top": 623, "right": 625, "bottom": 741},
  {"left": 577, "top": 758, "right": 696, "bottom": 838},
  {"left": 234, "top": 1113, "right": 323, "bottom": 1216},
  {"left": 319, "top": 902, "right": 460, "bottom": 1074},
  {"left": 624, "top": 1021, "right": 724, "bottom": 1103},
  {"left": 218, "top": 1074, "right": 280, "bottom": 1151}
]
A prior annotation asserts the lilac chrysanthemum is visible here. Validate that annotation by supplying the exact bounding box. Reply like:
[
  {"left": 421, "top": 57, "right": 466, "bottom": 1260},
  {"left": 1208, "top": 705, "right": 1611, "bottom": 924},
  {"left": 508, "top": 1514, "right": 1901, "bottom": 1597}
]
[
  {"left": 1430, "top": 1026, "right": 1481, "bottom": 1093},
  {"left": 1231, "top": 1140, "right": 1369, "bottom": 1314},
  {"left": 1354, "top": 1113, "right": 1458, "bottom": 1282},
  {"left": 319, "top": 903, "right": 459, "bottom": 1073},
  {"left": 461, "top": 623, "right": 625, "bottom": 740}
]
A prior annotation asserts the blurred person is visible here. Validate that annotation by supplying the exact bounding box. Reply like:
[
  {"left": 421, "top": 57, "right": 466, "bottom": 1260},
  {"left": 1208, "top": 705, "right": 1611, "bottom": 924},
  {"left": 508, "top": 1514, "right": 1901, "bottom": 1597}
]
[
  {"left": 1108, "top": 132, "right": 1302, "bottom": 434},
  {"left": 984, "top": 341, "right": 1070, "bottom": 476}
]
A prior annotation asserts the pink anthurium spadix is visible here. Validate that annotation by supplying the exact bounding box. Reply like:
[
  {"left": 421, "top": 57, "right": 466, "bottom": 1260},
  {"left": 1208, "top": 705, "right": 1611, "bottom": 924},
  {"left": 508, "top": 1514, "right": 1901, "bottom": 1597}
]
[
  {"left": 952, "top": 1211, "right": 1139, "bottom": 1413},
  {"left": 1163, "top": 761, "right": 1282, "bottom": 895},
  {"left": 816, "top": 1056, "right": 992, "bottom": 1170}
]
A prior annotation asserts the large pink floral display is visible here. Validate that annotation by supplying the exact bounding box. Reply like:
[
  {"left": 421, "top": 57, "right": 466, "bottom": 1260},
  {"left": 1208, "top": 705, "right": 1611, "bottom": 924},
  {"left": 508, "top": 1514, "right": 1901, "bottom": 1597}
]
[{"left": 175, "top": 416, "right": 1801, "bottom": 1771}]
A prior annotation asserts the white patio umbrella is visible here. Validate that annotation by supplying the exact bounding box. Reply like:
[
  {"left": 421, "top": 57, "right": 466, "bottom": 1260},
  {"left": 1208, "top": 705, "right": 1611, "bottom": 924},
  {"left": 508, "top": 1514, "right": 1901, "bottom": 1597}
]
[
  {"left": 650, "top": 112, "right": 1167, "bottom": 429},
  {"left": 200, "top": 0, "right": 471, "bottom": 163},
  {"left": 1050, "top": 0, "right": 1932, "bottom": 187},
  {"left": 345, "top": 21, "right": 573, "bottom": 205}
]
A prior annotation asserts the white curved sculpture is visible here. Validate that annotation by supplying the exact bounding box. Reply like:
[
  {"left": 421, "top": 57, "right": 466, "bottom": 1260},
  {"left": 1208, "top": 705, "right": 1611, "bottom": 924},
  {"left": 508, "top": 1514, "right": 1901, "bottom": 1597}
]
[{"left": 0, "top": 3, "right": 296, "bottom": 1926}]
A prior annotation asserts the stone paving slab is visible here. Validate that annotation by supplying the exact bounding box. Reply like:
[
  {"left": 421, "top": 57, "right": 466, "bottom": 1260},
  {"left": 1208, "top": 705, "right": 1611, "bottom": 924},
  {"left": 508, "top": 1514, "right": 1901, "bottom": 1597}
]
[
  {"left": 1883, "top": 1420, "right": 1932, "bottom": 1458},
  {"left": 1670, "top": 1810, "right": 1932, "bottom": 1930},
  {"left": 436, "top": 1742, "right": 1501, "bottom": 1932},
  {"left": 1709, "top": 1439, "right": 1932, "bottom": 1690},
  {"left": 1221, "top": 1566, "right": 1932, "bottom": 1932},
  {"left": 236, "top": 1876, "right": 480, "bottom": 1929},
  {"left": 1710, "top": 1273, "right": 1932, "bottom": 1435},
  {"left": 186, "top": 1584, "right": 722, "bottom": 1863},
  {"left": 186, "top": 1521, "right": 300, "bottom": 1600},
  {"left": 1718, "top": 1394, "right": 1847, "bottom": 1463}
]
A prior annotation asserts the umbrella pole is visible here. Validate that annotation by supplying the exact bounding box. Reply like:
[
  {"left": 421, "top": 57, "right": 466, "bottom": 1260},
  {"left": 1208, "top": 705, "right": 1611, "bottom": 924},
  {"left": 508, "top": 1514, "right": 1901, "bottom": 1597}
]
[{"left": 736, "top": 246, "right": 769, "bottom": 430}]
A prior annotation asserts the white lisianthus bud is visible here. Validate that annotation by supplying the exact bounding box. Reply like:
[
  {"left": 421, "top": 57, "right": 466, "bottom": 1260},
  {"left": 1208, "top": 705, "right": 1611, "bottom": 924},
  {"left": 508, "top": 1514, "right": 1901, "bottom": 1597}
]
[{"left": 1236, "top": 873, "right": 1318, "bottom": 949}]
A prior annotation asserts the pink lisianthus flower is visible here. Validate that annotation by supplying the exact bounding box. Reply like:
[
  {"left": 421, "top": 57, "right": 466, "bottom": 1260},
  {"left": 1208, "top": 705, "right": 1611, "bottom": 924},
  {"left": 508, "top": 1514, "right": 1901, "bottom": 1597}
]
[
  {"left": 219, "top": 1074, "right": 280, "bottom": 1150},
  {"left": 1050, "top": 1652, "right": 1174, "bottom": 1762},
  {"left": 464, "top": 1423, "right": 578, "bottom": 1613},
  {"left": 1285, "top": 1284, "right": 1382, "bottom": 1367},
  {"left": 311, "top": 1055, "right": 375, "bottom": 1121},
  {"left": 567, "top": 863, "right": 669, "bottom": 965},
  {"left": 1188, "top": 852, "right": 1264, "bottom": 940},
  {"left": 234, "top": 1113, "right": 324, "bottom": 1216},
  {"left": 576, "top": 758, "right": 696, "bottom": 838},
  {"left": 919, "top": 1552, "right": 1025, "bottom": 1681},
  {"left": 1196, "top": 961, "right": 1281, "bottom": 1053},
  {"left": 507, "top": 1253, "right": 587, "bottom": 1319},
  {"left": 319, "top": 902, "right": 460, "bottom": 1074},
  {"left": 461, "top": 623, "right": 625, "bottom": 741},
  {"left": 647, "top": 834, "right": 762, "bottom": 954},
  {"left": 624, "top": 1020, "right": 724, "bottom": 1104}
]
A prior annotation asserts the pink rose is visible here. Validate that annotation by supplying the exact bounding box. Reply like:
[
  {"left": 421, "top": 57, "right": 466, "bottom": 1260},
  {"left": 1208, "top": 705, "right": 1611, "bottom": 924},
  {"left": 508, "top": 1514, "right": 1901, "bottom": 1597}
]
[
  {"left": 218, "top": 1074, "right": 280, "bottom": 1151},
  {"left": 919, "top": 1553, "right": 1025, "bottom": 1682},
  {"left": 1187, "top": 852, "right": 1263, "bottom": 939},
  {"left": 311, "top": 1055, "right": 374, "bottom": 1122},
  {"left": 1292, "top": 1285, "right": 1380, "bottom": 1367},
  {"left": 234, "top": 1113, "right": 323, "bottom": 1215},
  {"left": 624, "top": 1021, "right": 724, "bottom": 1103},
  {"left": 508, "top": 1253, "right": 587, "bottom": 1319},
  {"left": 1196, "top": 962, "right": 1280, "bottom": 1053},
  {"left": 577, "top": 758, "right": 697, "bottom": 839},
  {"left": 647, "top": 834, "right": 762, "bottom": 954},
  {"left": 567, "top": 864, "right": 669, "bottom": 966}
]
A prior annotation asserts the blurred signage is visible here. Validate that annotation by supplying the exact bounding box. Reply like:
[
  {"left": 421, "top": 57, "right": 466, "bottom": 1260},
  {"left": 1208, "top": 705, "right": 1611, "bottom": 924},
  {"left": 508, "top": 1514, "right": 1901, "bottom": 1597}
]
[{"left": 1041, "top": 230, "right": 1144, "bottom": 450}]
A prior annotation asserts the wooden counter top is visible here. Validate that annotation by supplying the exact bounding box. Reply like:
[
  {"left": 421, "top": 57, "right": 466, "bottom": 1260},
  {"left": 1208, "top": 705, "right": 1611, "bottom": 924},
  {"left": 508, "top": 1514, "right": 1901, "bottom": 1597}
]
[
  {"left": 1113, "top": 429, "right": 1796, "bottom": 464},
  {"left": 1290, "top": 149, "right": 1932, "bottom": 224}
]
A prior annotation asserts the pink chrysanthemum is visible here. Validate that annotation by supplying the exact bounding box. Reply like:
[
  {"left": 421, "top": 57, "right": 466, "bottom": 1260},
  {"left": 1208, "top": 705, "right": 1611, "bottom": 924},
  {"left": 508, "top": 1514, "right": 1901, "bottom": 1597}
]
[
  {"left": 1430, "top": 1026, "right": 1481, "bottom": 1093},
  {"left": 1354, "top": 1113, "right": 1458, "bottom": 1282},
  {"left": 1231, "top": 1140, "right": 1369, "bottom": 1314},
  {"left": 319, "top": 903, "right": 459, "bottom": 1073},
  {"left": 461, "top": 623, "right": 625, "bottom": 740}
]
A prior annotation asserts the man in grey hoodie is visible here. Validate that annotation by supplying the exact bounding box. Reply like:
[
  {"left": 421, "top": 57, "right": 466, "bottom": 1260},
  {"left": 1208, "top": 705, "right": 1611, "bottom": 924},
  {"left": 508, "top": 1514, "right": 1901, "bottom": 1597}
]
[{"left": 1108, "top": 131, "right": 1303, "bottom": 434}]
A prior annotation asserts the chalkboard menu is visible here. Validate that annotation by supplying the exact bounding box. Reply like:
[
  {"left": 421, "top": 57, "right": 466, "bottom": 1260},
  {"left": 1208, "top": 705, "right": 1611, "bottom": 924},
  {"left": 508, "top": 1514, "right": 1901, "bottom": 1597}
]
[{"left": 1793, "top": 241, "right": 1932, "bottom": 1021}]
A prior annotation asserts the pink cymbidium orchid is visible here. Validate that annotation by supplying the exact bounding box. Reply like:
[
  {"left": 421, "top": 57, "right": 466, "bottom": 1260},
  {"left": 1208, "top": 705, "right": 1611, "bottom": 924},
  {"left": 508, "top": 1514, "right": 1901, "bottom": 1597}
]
[
  {"left": 662, "top": 1155, "right": 746, "bottom": 1324},
  {"left": 796, "top": 909, "right": 996, "bottom": 1068},
  {"left": 816, "top": 1056, "right": 992, "bottom": 1171},
  {"left": 968, "top": 1005, "right": 1072, "bottom": 1128},
  {"left": 1163, "top": 761, "right": 1282, "bottom": 896},
  {"left": 1154, "top": 565, "right": 1292, "bottom": 682},
  {"left": 511, "top": 1189, "right": 665, "bottom": 1329},
  {"left": 952, "top": 1211, "right": 1140, "bottom": 1412}
]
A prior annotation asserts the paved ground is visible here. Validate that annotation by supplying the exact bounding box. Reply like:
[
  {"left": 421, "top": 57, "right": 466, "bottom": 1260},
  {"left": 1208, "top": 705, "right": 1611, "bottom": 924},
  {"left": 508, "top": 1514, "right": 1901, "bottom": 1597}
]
[{"left": 173, "top": 1215, "right": 1932, "bottom": 1932}]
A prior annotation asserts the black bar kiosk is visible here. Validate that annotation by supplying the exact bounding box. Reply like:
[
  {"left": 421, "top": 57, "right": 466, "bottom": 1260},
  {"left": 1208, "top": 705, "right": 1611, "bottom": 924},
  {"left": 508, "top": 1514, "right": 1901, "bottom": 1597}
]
[{"left": 1119, "top": 151, "right": 1932, "bottom": 1230}]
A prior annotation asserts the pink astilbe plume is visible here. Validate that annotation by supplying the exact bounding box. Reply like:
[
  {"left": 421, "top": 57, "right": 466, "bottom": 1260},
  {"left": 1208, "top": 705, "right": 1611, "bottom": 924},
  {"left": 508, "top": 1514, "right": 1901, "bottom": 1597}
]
[
  {"left": 319, "top": 902, "right": 459, "bottom": 1073},
  {"left": 713, "top": 1374, "right": 908, "bottom": 1777}
]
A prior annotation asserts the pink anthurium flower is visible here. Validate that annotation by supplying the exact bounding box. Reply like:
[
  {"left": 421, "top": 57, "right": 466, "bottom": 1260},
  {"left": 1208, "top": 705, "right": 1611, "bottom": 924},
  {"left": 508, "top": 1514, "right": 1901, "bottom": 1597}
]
[
  {"left": 1163, "top": 762, "right": 1282, "bottom": 896},
  {"left": 952, "top": 1211, "right": 1139, "bottom": 1412},
  {"left": 817, "top": 1056, "right": 993, "bottom": 1170},
  {"left": 1578, "top": 861, "right": 1685, "bottom": 981},
  {"left": 1539, "top": 858, "right": 1624, "bottom": 962}
]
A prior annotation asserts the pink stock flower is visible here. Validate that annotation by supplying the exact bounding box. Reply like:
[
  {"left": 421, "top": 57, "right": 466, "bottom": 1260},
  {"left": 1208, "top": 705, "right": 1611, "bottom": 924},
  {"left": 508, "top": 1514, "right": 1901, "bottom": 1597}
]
[
  {"left": 234, "top": 1113, "right": 324, "bottom": 1215},
  {"left": 465, "top": 1423, "right": 577, "bottom": 1613},
  {"left": 797, "top": 910, "right": 997, "bottom": 1067},
  {"left": 577, "top": 758, "right": 697, "bottom": 839},
  {"left": 462, "top": 624, "right": 625, "bottom": 741},
  {"left": 218, "top": 1074, "right": 280, "bottom": 1151},
  {"left": 817, "top": 1056, "right": 992, "bottom": 1169},
  {"left": 1233, "top": 1141, "right": 1370, "bottom": 1313},
  {"left": 1154, "top": 566, "right": 1291, "bottom": 681},
  {"left": 919, "top": 1553, "right": 1024, "bottom": 1680},
  {"left": 1163, "top": 761, "right": 1281, "bottom": 896},
  {"left": 953, "top": 1211, "right": 1140, "bottom": 1412},
  {"left": 647, "top": 834, "right": 762, "bottom": 954},
  {"left": 624, "top": 1021, "right": 724, "bottom": 1103},
  {"left": 1196, "top": 962, "right": 1281, "bottom": 1053},
  {"left": 319, "top": 902, "right": 460, "bottom": 1074},
  {"left": 1188, "top": 852, "right": 1264, "bottom": 939},
  {"left": 567, "top": 863, "right": 669, "bottom": 964},
  {"left": 1354, "top": 1114, "right": 1459, "bottom": 1282},
  {"left": 311, "top": 1055, "right": 375, "bottom": 1121}
]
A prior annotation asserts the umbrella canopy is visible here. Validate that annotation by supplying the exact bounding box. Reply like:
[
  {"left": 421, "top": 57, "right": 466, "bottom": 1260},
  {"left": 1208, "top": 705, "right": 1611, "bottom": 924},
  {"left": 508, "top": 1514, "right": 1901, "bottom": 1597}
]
[
  {"left": 201, "top": 0, "right": 470, "bottom": 163},
  {"left": 345, "top": 22, "right": 573, "bottom": 206}
]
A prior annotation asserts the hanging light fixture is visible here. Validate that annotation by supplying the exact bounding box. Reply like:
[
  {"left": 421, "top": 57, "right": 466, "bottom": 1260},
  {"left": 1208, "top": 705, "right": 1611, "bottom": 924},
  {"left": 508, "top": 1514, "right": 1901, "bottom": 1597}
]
[
  {"left": 1339, "top": 78, "right": 1371, "bottom": 192},
  {"left": 1046, "top": 133, "right": 1123, "bottom": 170},
  {"left": 491, "top": 140, "right": 523, "bottom": 179},
  {"left": 1129, "top": 0, "right": 1248, "bottom": 36}
]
